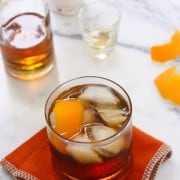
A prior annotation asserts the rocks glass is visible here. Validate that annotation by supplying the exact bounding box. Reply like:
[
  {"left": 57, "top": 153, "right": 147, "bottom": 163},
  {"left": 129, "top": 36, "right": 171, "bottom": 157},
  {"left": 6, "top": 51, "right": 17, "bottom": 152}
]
[
  {"left": 45, "top": 76, "right": 132, "bottom": 179},
  {"left": 78, "top": 2, "right": 120, "bottom": 60}
]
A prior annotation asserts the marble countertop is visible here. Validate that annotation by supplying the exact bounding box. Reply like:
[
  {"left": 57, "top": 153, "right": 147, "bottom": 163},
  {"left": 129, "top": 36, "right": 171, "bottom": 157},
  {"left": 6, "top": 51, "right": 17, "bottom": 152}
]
[{"left": 0, "top": 0, "right": 180, "bottom": 179}]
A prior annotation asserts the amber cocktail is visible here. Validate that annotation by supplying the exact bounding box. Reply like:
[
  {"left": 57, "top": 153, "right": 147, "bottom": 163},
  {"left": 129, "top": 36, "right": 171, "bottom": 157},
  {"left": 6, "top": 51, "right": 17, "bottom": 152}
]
[{"left": 45, "top": 76, "right": 132, "bottom": 179}]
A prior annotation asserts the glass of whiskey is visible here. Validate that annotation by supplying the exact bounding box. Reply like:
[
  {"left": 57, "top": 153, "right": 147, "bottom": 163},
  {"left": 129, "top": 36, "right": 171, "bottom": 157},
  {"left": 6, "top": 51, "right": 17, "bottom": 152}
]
[
  {"left": 45, "top": 76, "right": 132, "bottom": 180},
  {"left": 78, "top": 2, "right": 121, "bottom": 60},
  {"left": 0, "top": 0, "right": 55, "bottom": 80}
]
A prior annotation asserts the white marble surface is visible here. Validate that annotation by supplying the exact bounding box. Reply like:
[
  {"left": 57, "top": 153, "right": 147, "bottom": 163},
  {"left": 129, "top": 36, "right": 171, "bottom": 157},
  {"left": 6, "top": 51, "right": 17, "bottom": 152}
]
[{"left": 0, "top": 0, "right": 180, "bottom": 179}]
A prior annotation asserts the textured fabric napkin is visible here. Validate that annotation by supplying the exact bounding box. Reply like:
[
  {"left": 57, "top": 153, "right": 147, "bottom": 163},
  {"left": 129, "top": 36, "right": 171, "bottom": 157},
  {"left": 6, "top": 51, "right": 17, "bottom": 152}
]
[{"left": 0, "top": 127, "right": 172, "bottom": 180}]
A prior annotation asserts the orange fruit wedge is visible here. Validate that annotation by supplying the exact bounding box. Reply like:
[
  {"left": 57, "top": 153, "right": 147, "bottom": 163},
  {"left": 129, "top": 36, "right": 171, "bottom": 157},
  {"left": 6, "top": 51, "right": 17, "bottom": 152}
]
[
  {"left": 50, "top": 99, "right": 84, "bottom": 154},
  {"left": 53, "top": 99, "right": 84, "bottom": 138},
  {"left": 154, "top": 66, "right": 180, "bottom": 105},
  {"left": 151, "top": 43, "right": 177, "bottom": 62},
  {"left": 151, "top": 30, "right": 180, "bottom": 62}
]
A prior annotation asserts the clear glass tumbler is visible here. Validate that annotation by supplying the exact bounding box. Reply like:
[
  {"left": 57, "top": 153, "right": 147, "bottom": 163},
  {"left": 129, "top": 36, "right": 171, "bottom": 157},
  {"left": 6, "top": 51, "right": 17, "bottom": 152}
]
[
  {"left": 45, "top": 76, "right": 132, "bottom": 180},
  {"left": 78, "top": 2, "right": 121, "bottom": 60},
  {"left": 0, "top": 0, "right": 55, "bottom": 80}
]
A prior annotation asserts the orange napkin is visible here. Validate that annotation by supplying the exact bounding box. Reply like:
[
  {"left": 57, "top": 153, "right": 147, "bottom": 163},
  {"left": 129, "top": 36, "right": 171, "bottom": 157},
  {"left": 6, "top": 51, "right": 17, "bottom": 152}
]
[{"left": 0, "top": 127, "right": 172, "bottom": 180}]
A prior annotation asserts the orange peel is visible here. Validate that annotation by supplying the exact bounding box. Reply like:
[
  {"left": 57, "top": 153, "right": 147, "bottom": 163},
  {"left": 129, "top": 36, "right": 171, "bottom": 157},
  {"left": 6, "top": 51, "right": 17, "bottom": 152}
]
[
  {"left": 151, "top": 30, "right": 180, "bottom": 62},
  {"left": 53, "top": 99, "right": 84, "bottom": 138},
  {"left": 151, "top": 43, "right": 177, "bottom": 62},
  {"left": 154, "top": 66, "right": 180, "bottom": 105}
]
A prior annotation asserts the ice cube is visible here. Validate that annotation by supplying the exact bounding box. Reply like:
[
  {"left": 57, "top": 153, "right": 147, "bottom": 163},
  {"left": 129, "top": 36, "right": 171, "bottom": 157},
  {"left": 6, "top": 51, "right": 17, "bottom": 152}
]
[
  {"left": 96, "top": 137, "right": 125, "bottom": 158},
  {"left": 85, "top": 125, "right": 116, "bottom": 141},
  {"left": 66, "top": 133, "right": 102, "bottom": 164},
  {"left": 85, "top": 125, "right": 125, "bottom": 158},
  {"left": 78, "top": 86, "right": 120, "bottom": 108},
  {"left": 83, "top": 108, "right": 97, "bottom": 125},
  {"left": 99, "top": 109, "right": 128, "bottom": 127}
]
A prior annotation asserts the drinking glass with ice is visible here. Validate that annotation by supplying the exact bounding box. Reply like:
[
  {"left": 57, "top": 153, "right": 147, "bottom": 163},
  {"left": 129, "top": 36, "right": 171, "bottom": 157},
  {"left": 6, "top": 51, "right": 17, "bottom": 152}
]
[{"left": 45, "top": 76, "right": 132, "bottom": 179}]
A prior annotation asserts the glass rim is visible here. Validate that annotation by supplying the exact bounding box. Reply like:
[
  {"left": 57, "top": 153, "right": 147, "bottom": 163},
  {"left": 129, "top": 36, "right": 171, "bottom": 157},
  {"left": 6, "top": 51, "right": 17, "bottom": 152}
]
[
  {"left": 45, "top": 76, "right": 132, "bottom": 146},
  {"left": 78, "top": 1, "right": 121, "bottom": 29}
]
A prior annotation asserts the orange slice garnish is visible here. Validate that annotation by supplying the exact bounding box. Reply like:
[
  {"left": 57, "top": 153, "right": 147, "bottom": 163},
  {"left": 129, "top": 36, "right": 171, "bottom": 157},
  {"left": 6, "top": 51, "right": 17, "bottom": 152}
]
[
  {"left": 151, "top": 30, "right": 180, "bottom": 62},
  {"left": 154, "top": 66, "right": 180, "bottom": 105},
  {"left": 151, "top": 43, "right": 177, "bottom": 62},
  {"left": 50, "top": 99, "right": 84, "bottom": 154},
  {"left": 53, "top": 99, "right": 84, "bottom": 138}
]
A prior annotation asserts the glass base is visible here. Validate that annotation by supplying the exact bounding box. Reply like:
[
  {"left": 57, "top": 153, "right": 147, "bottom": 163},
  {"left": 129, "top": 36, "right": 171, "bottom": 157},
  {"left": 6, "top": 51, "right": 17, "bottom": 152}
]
[
  {"left": 50, "top": 0, "right": 83, "bottom": 16},
  {"left": 5, "top": 62, "right": 54, "bottom": 80},
  {"left": 54, "top": 158, "right": 131, "bottom": 180},
  {"left": 55, "top": 168, "right": 130, "bottom": 180},
  {"left": 89, "top": 47, "right": 113, "bottom": 60}
]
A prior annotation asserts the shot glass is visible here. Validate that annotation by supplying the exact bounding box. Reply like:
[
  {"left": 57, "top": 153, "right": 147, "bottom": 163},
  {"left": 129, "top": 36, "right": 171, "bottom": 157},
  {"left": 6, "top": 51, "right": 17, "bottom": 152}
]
[
  {"left": 45, "top": 76, "right": 132, "bottom": 180},
  {"left": 78, "top": 1, "right": 121, "bottom": 60},
  {"left": 0, "top": 0, "right": 55, "bottom": 80},
  {"left": 48, "top": 0, "right": 84, "bottom": 16}
]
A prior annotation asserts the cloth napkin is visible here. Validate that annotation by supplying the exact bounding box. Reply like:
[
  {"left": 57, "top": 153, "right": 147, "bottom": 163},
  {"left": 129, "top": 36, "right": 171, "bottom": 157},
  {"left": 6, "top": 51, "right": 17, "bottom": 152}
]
[{"left": 0, "top": 127, "right": 172, "bottom": 180}]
